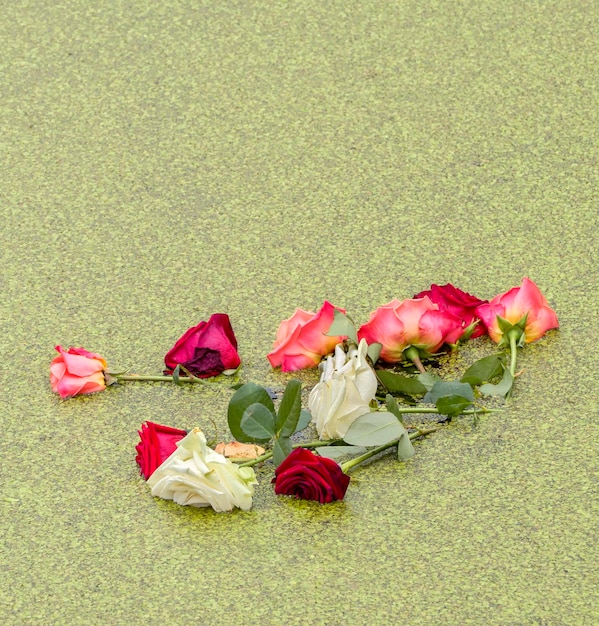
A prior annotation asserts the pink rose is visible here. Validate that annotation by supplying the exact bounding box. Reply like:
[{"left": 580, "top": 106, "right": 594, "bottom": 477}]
[
  {"left": 135, "top": 421, "right": 187, "bottom": 480},
  {"left": 357, "top": 296, "right": 463, "bottom": 363},
  {"left": 50, "top": 346, "right": 108, "bottom": 398},
  {"left": 267, "top": 301, "right": 347, "bottom": 372},
  {"left": 165, "top": 313, "right": 241, "bottom": 378},
  {"left": 414, "top": 283, "right": 488, "bottom": 338},
  {"left": 476, "top": 278, "right": 559, "bottom": 344}
]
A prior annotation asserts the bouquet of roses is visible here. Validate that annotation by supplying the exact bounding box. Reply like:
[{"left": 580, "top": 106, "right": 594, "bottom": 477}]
[{"left": 50, "top": 278, "right": 558, "bottom": 512}]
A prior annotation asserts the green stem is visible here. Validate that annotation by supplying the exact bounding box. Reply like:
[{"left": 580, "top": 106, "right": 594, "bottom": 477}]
[
  {"left": 404, "top": 346, "right": 426, "bottom": 374},
  {"left": 238, "top": 439, "right": 343, "bottom": 468},
  {"left": 387, "top": 406, "right": 499, "bottom": 415},
  {"left": 508, "top": 329, "right": 519, "bottom": 377},
  {"left": 110, "top": 373, "right": 205, "bottom": 384},
  {"left": 340, "top": 428, "right": 437, "bottom": 473}
]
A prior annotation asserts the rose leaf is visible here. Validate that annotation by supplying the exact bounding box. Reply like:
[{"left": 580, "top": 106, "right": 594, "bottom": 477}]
[
  {"left": 294, "top": 409, "right": 313, "bottom": 434},
  {"left": 479, "top": 367, "right": 514, "bottom": 397},
  {"left": 397, "top": 432, "right": 415, "bottom": 461},
  {"left": 276, "top": 379, "right": 302, "bottom": 437},
  {"left": 376, "top": 370, "right": 427, "bottom": 396},
  {"left": 424, "top": 381, "right": 474, "bottom": 404},
  {"left": 228, "top": 383, "right": 276, "bottom": 442},
  {"left": 460, "top": 355, "right": 504, "bottom": 386},
  {"left": 384, "top": 394, "right": 405, "bottom": 424},
  {"left": 240, "top": 403, "right": 277, "bottom": 442},
  {"left": 273, "top": 437, "right": 292, "bottom": 467},
  {"left": 343, "top": 412, "right": 406, "bottom": 446}
]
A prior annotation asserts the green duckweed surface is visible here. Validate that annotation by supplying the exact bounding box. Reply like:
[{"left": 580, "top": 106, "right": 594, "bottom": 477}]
[{"left": 1, "top": 1, "right": 598, "bottom": 624}]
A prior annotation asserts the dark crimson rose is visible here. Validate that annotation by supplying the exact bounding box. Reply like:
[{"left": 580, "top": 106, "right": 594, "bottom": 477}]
[
  {"left": 273, "top": 448, "right": 350, "bottom": 503},
  {"left": 414, "top": 283, "right": 488, "bottom": 338},
  {"left": 135, "top": 421, "right": 187, "bottom": 480},
  {"left": 164, "top": 313, "right": 241, "bottom": 378}
]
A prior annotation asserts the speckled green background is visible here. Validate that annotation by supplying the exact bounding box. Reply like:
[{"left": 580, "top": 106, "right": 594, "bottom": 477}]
[{"left": 1, "top": 1, "right": 598, "bottom": 624}]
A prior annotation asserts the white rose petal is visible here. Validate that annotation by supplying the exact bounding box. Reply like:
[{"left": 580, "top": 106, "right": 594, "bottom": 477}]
[
  {"left": 308, "top": 339, "right": 378, "bottom": 440},
  {"left": 147, "top": 429, "right": 257, "bottom": 512}
]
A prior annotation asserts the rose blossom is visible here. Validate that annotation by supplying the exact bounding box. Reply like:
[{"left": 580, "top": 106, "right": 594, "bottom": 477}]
[
  {"left": 164, "top": 313, "right": 240, "bottom": 378},
  {"left": 357, "top": 296, "right": 463, "bottom": 363},
  {"left": 147, "top": 428, "right": 257, "bottom": 512},
  {"left": 267, "top": 301, "right": 347, "bottom": 372},
  {"left": 414, "top": 283, "right": 487, "bottom": 338},
  {"left": 135, "top": 421, "right": 187, "bottom": 480},
  {"left": 308, "top": 339, "right": 377, "bottom": 439},
  {"left": 273, "top": 448, "right": 350, "bottom": 503},
  {"left": 49, "top": 346, "right": 107, "bottom": 398},
  {"left": 476, "top": 277, "right": 559, "bottom": 344}
]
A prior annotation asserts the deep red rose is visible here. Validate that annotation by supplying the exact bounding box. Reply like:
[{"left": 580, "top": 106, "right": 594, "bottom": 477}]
[
  {"left": 273, "top": 448, "right": 350, "bottom": 503},
  {"left": 164, "top": 313, "right": 241, "bottom": 378},
  {"left": 135, "top": 421, "right": 187, "bottom": 480},
  {"left": 414, "top": 284, "right": 488, "bottom": 339}
]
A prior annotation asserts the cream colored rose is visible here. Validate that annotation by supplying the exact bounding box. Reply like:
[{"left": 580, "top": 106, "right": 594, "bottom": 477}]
[
  {"left": 308, "top": 339, "right": 377, "bottom": 440},
  {"left": 147, "top": 428, "right": 257, "bottom": 512}
]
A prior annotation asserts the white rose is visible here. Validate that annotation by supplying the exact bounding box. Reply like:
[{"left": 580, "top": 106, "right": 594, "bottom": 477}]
[
  {"left": 147, "top": 428, "right": 257, "bottom": 512},
  {"left": 308, "top": 339, "right": 377, "bottom": 440}
]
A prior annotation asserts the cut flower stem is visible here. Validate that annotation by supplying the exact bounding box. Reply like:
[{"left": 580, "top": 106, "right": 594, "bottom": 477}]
[
  {"left": 403, "top": 346, "right": 427, "bottom": 374},
  {"left": 238, "top": 440, "right": 338, "bottom": 468},
  {"left": 111, "top": 374, "right": 205, "bottom": 384},
  {"left": 340, "top": 427, "right": 437, "bottom": 473},
  {"left": 390, "top": 406, "right": 498, "bottom": 415},
  {"left": 508, "top": 329, "right": 519, "bottom": 377},
  {"left": 238, "top": 426, "right": 441, "bottom": 471}
]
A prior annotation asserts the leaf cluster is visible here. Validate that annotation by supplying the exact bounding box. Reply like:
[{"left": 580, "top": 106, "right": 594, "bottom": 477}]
[{"left": 227, "top": 381, "right": 311, "bottom": 466}]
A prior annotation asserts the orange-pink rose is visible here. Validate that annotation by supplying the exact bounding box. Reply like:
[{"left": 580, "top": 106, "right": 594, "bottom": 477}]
[
  {"left": 357, "top": 296, "right": 463, "bottom": 363},
  {"left": 50, "top": 346, "right": 108, "bottom": 398},
  {"left": 476, "top": 278, "right": 559, "bottom": 344},
  {"left": 267, "top": 301, "right": 347, "bottom": 372}
]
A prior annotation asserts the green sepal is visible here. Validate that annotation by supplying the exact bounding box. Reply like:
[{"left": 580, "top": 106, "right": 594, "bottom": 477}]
[
  {"left": 458, "top": 320, "right": 480, "bottom": 342},
  {"left": 344, "top": 411, "right": 407, "bottom": 446},
  {"left": 172, "top": 364, "right": 182, "bottom": 385},
  {"left": 275, "top": 379, "right": 302, "bottom": 437},
  {"left": 367, "top": 342, "right": 382, "bottom": 365},
  {"left": 104, "top": 373, "right": 118, "bottom": 387},
  {"left": 326, "top": 310, "right": 357, "bottom": 343},
  {"left": 496, "top": 313, "right": 528, "bottom": 348}
]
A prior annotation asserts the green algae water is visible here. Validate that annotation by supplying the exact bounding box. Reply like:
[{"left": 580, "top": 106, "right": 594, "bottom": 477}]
[{"left": 1, "top": 1, "right": 598, "bottom": 623}]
